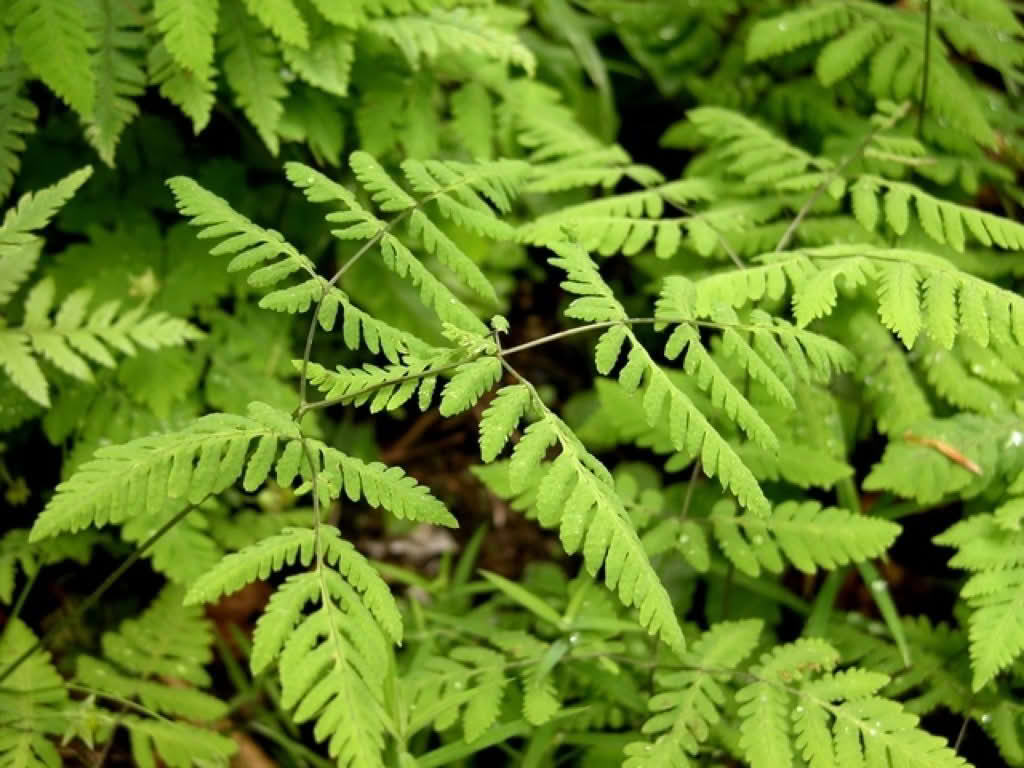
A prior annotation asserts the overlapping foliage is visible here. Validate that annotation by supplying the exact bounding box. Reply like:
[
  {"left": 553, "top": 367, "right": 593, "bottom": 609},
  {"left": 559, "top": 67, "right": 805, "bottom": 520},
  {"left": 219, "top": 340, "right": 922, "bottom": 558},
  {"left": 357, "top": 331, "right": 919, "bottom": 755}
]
[{"left": 2, "top": 0, "right": 1023, "bottom": 767}]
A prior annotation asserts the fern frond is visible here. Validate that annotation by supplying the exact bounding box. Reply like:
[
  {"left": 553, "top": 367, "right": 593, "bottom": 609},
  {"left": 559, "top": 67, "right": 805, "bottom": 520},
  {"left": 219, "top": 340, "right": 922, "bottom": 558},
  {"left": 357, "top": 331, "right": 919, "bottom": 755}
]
[
  {"left": 280, "top": 21, "right": 353, "bottom": 98},
  {"left": 508, "top": 396, "right": 686, "bottom": 652},
  {"left": 0, "top": 619, "right": 69, "bottom": 768},
  {"left": 0, "top": 528, "right": 98, "bottom": 603},
  {"left": 83, "top": 0, "right": 145, "bottom": 166},
  {"left": 1, "top": 277, "right": 202, "bottom": 406},
  {"left": 255, "top": 568, "right": 394, "bottom": 768},
  {"left": 746, "top": 2, "right": 852, "bottom": 62},
  {"left": 935, "top": 501, "right": 1024, "bottom": 689},
  {"left": 241, "top": 0, "right": 307, "bottom": 47},
  {"left": 109, "top": 715, "right": 237, "bottom": 768},
  {"left": 865, "top": 414, "right": 1017, "bottom": 504},
  {"left": 686, "top": 106, "right": 838, "bottom": 191},
  {"left": 11, "top": 0, "right": 95, "bottom": 117},
  {"left": 188, "top": 525, "right": 402, "bottom": 644},
  {"left": 519, "top": 179, "right": 718, "bottom": 259},
  {"left": 0, "top": 59, "right": 36, "bottom": 202},
  {"left": 479, "top": 384, "right": 531, "bottom": 462},
  {"left": 369, "top": 8, "right": 535, "bottom": 74},
  {"left": 624, "top": 619, "right": 763, "bottom": 766},
  {"left": 153, "top": 0, "right": 218, "bottom": 78},
  {"left": 77, "top": 585, "right": 225, "bottom": 722},
  {"left": 737, "top": 637, "right": 970, "bottom": 768},
  {"left": 285, "top": 159, "right": 500, "bottom": 333},
  {"left": 852, "top": 176, "right": 1024, "bottom": 253},
  {"left": 706, "top": 499, "right": 900, "bottom": 577},
  {"left": 147, "top": 41, "right": 215, "bottom": 133},
  {"left": 0, "top": 165, "right": 92, "bottom": 243},
  {"left": 302, "top": 351, "right": 457, "bottom": 413},
  {"left": 220, "top": 0, "right": 285, "bottom": 154},
  {"left": 29, "top": 401, "right": 454, "bottom": 541},
  {"left": 694, "top": 245, "right": 1024, "bottom": 352},
  {"left": 167, "top": 175, "right": 350, "bottom": 326},
  {"left": 547, "top": 243, "right": 770, "bottom": 515}
]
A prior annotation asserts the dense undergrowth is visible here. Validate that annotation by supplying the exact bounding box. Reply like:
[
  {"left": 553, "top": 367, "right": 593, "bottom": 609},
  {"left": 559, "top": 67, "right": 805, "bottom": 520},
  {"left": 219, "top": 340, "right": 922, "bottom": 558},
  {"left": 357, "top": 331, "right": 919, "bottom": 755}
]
[{"left": 1, "top": 0, "right": 1024, "bottom": 766}]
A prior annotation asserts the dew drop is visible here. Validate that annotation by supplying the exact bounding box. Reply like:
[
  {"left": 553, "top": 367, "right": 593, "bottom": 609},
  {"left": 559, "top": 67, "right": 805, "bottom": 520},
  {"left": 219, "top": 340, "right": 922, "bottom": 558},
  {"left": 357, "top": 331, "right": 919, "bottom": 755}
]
[
  {"left": 869, "top": 728, "right": 877, "bottom": 737},
  {"left": 981, "top": 713, "right": 992, "bottom": 724},
  {"left": 453, "top": 681, "right": 464, "bottom": 690},
  {"left": 752, "top": 535, "right": 764, "bottom": 546},
  {"left": 1008, "top": 431, "right": 1023, "bottom": 448},
  {"left": 569, "top": 632, "right": 581, "bottom": 645},
  {"left": 871, "top": 579, "right": 887, "bottom": 592},
  {"left": 678, "top": 534, "right": 690, "bottom": 545},
  {"left": 659, "top": 25, "right": 678, "bottom": 40}
]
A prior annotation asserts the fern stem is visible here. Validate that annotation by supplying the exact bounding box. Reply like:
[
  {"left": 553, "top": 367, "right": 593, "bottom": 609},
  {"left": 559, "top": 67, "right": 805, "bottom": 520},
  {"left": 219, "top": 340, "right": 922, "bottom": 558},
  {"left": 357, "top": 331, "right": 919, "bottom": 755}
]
[
  {"left": 918, "top": 0, "right": 934, "bottom": 139},
  {"left": 0, "top": 503, "right": 200, "bottom": 686},
  {"left": 8, "top": 568, "right": 37, "bottom": 624}
]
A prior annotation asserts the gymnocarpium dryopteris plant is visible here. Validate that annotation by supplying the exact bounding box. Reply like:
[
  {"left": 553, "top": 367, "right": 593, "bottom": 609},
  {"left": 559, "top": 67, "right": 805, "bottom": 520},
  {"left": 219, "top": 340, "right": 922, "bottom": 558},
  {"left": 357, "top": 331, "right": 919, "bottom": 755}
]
[{"left": 5, "top": 1, "right": 1024, "bottom": 767}]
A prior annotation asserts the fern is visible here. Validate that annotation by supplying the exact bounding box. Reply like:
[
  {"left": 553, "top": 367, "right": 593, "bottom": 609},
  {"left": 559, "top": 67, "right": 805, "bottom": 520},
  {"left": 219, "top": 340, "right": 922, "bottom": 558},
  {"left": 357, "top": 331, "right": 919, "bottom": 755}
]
[
  {"left": 369, "top": 8, "right": 535, "bottom": 74},
  {"left": 0, "top": 58, "right": 36, "bottom": 202},
  {"left": 494, "top": 380, "right": 687, "bottom": 651},
  {"left": 624, "top": 619, "right": 763, "bottom": 766},
  {"left": 10, "top": 0, "right": 95, "bottom": 118},
  {"left": 29, "top": 400, "right": 454, "bottom": 542},
  {"left": 660, "top": 499, "right": 900, "bottom": 578},
  {"left": 693, "top": 245, "right": 1024, "bottom": 351},
  {"left": 935, "top": 499, "right": 1024, "bottom": 690},
  {"left": 737, "top": 638, "right": 969, "bottom": 768},
  {"left": 83, "top": 0, "right": 146, "bottom": 166},
  {"left": 0, "top": 620, "right": 69, "bottom": 768},
  {"left": 220, "top": 0, "right": 286, "bottom": 155},
  {"left": 153, "top": 0, "right": 219, "bottom": 78}
]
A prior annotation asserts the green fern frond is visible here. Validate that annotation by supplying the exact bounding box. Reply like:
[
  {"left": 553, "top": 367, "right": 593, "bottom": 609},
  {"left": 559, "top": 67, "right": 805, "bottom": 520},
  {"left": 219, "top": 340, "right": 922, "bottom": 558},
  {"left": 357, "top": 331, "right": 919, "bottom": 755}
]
[
  {"left": 10, "top": 0, "right": 95, "bottom": 118},
  {"left": 302, "top": 351, "right": 457, "bottom": 413},
  {"left": 935, "top": 500, "right": 1024, "bottom": 689},
  {"left": 686, "top": 106, "right": 839, "bottom": 191},
  {"left": 852, "top": 176, "right": 1024, "bottom": 253},
  {"left": 285, "top": 158, "right": 509, "bottom": 333},
  {"left": 439, "top": 356, "right": 502, "bottom": 416},
  {"left": 624, "top": 619, "right": 763, "bottom": 766},
  {"left": 0, "top": 619, "right": 69, "bottom": 768},
  {"left": 865, "top": 414, "right": 1018, "bottom": 504},
  {"left": 241, "top": 0, "right": 308, "bottom": 47},
  {"left": 705, "top": 499, "right": 900, "bottom": 577},
  {"left": 451, "top": 81, "right": 494, "bottom": 160},
  {"left": 746, "top": 2, "right": 852, "bottom": 62},
  {"left": 0, "top": 59, "right": 36, "bottom": 202},
  {"left": 167, "top": 174, "right": 342, "bottom": 324},
  {"left": 255, "top": 568, "right": 394, "bottom": 768},
  {"left": 82, "top": 0, "right": 145, "bottom": 166},
  {"left": 547, "top": 243, "right": 770, "bottom": 514},
  {"left": 29, "top": 400, "right": 454, "bottom": 541},
  {"left": 1, "top": 166, "right": 92, "bottom": 242},
  {"left": 479, "top": 384, "right": 531, "bottom": 462},
  {"left": 280, "top": 20, "right": 353, "bottom": 98},
  {"left": 110, "top": 716, "right": 237, "bottom": 768},
  {"left": 1, "top": 277, "right": 202, "bottom": 406},
  {"left": 737, "top": 637, "right": 970, "bottom": 768},
  {"left": 369, "top": 8, "right": 535, "bottom": 74},
  {"left": 220, "top": 0, "right": 286, "bottom": 154},
  {"left": 77, "top": 585, "right": 226, "bottom": 723},
  {"left": 507, "top": 396, "right": 686, "bottom": 652},
  {"left": 187, "top": 525, "right": 402, "bottom": 645},
  {"left": 519, "top": 179, "right": 718, "bottom": 259},
  {"left": 153, "top": 0, "right": 218, "bottom": 78},
  {"left": 147, "top": 41, "right": 215, "bottom": 133},
  {"left": 694, "top": 245, "right": 1024, "bottom": 352}
]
